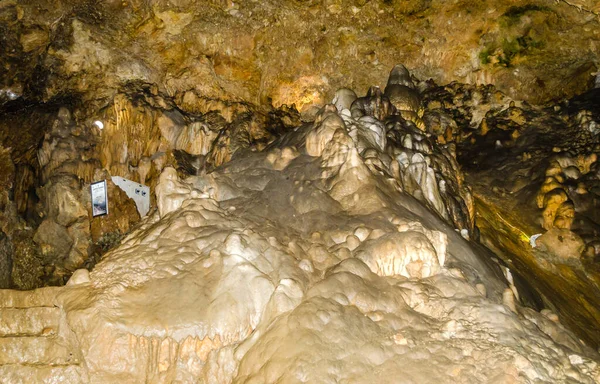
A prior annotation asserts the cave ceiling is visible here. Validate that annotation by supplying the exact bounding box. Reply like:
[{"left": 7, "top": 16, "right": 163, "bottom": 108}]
[{"left": 1, "top": 0, "right": 599, "bottom": 109}]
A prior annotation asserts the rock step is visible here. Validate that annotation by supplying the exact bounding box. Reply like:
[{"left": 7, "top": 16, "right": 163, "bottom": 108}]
[
  {"left": 0, "top": 287, "right": 63, "bottom": 308},
  {"left": 0, "top": 364, "right": 86, "bottom": 384},
  {"left": 0, "top": 336, "right": 79, "bottom": 365},
  {"left": 0, "top": 307, "right": 60, "bottom": 337}
]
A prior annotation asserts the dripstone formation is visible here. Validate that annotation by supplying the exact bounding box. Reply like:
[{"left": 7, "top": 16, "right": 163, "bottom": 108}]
[{"left": 0, "top": 64, "right": 599, "bottom": 383}]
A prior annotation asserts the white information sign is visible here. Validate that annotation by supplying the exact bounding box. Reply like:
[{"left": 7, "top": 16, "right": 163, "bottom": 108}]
[{"left": 91, "top": 180, "right": 108, "bottom": 217}]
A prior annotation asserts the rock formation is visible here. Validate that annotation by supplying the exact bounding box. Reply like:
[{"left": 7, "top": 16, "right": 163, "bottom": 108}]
[
  {"left": 0, "top": 64, "right": 599, "bottom": 382},
  {"left": 1, "top": 1, "right": 600, "bottom": 380},
  {"left": 1, "top": 0, "right": 599, "bottom": 111}
]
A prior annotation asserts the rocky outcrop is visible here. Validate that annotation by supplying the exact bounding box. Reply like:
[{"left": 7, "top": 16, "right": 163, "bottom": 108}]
[
  {"left": 0, "top": 79, "right": 300, "bottom": 287},
  {"left": 1, "top": 0, "right": 599, "bottom": 112},
  {"left": 1, "top": 2, "right": 600, "bottom": 382},
  {"left": 46, "top": 85, "right": 600, "bottom": 381},
  {"left": 34, "top": 108, "right": 98, "bottom": 283},
  {"left": 0, "top": 64, "right": 598, "bottom": 382},
  {"left": 442, "top": 82, "right": 600, "bottom": 346},
  {"left": 0, "top": 287, "right": 87, "bottom": 383}
]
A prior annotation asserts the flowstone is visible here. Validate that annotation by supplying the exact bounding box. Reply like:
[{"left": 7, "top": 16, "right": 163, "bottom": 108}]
[
  {"left": 1, "top": 68, "right": 600, "bottom": 383},
  {"left": 53, "top": 90, "right": 599, "bottom": 382}
]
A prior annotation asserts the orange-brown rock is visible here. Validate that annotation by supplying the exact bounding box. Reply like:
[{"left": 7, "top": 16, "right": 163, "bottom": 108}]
[
  {"left": 88, "top": 176, "right": 141, "bottom": 244},
  {"left": 2, "top": 0, "right": 599, "bottom": 111}
]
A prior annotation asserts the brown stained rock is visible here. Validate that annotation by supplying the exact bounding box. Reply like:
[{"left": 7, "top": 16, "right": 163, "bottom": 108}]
[
  {"left": 11, "top": 230, "right": 44, "bottom": 290},
  {"left": 386, "top": 85, "right": 421, "bottom": 112},
  {"left": 99, "top": 93, "right": 175, "bottom": 180},
  {"left": 176, "top": 91, "right": 250, "bottom": 122},
  {"left": 542, "top": 189, "right": 569, "bottom": 230},
  {"left": 33, "top": 219, "right": 73, "bottom": 263},
  {"left": 0, "top": 103, "right": 56, "bottom": 222},
  {"left": 0, "top": 231, "right": 12, "bottom": 288},
  {"left": 507, "top": 107, "right": 526, "bottom": 126},
  {"left": 136, "top": 156, "right": 152, "bottom": 185},
  {"left": 576, "top": 153, "right": 598, "bottom": 174},
  {"left": 553, "top": 201, "right": 575, "bottom": 230},
  {"left": 98, "top": 91, "right": 272, "bottom": 183},
  {"left": 13, "top": 165, "right": 35, "bottom": 216},
  {"left": 536, "top": 228, "right": 586, "bottom": 260},
  {"left": 88, "top": 177, "right": 140, "bottom": 244},
  {"left": 537, "top": 177, "right": 564, "bottom": 208},
  {"left": 0, "top": 145, "right": 14, "bottom": 195},
  {"left": 474, "top": 194, "right": 600, "bottom": 347},
  {"left": 65, "top": 220, "right": 91, "bottom": 271},
  {"left": 19, "top": 26, "right": 49, "bottom": 53},
  {"left": 2, "top": 0, "right": 599, "bottom": 109},
  {"left": 41, "top": 175, "right": 88, "bottom": 227},
  {"left": 350, "top": 86, "right": 395, "bottom": 121},
  {"left": 175, "top": 121, "right": 219, "bottom": 156}
]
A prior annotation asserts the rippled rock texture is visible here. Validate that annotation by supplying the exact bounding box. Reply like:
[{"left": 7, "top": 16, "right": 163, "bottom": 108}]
[
  {"left": 0, "top": 65, "right": 598, "bottom": 382},
  {"left": 0, "top": 0, "right": 600, "bottom": 381},
  {"left": 56, "top": 85, "right": 599, "bottom": 381}
]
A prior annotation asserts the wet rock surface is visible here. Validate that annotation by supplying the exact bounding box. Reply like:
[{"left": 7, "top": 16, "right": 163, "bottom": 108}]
[
  {"left": 0, "top": 0, "right": 599, "bottom": 381},
  {"left": 0, "top": 83, "right": 298, "bottom": 287}
]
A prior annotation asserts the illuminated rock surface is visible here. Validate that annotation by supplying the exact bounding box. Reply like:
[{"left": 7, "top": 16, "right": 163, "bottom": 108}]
[
  {"left": 1, "top": 0, "right": 599, "bottom": 110},
  {"left": 58, "top": 131, "right": 600, "bottom": 381},
  {"left": 1, "top": 4, "right": 600, "bottom": 376},
  {"left": 2, "top": 69, "right": 599, "bottom": 381}
]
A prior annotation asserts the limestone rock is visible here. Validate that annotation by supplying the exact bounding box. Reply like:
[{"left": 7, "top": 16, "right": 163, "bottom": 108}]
[
  {"left": 385, "top": 64, "right": 416, "bottom": 89},
  {"left": 65, "top": 221, "right": 91, "bottom": 272},
  {"left": 1, "top": 56, "right": 600, "bottom": 382},
  {"left": 385, "top": 84, "right": 421, "bottom": 113},
  {"left": 356, "top": 231, "right": 441, "bottom": 278},
  {"left": 266, "top": 147, "right": 299, "bottom": 171},
  {"left": 56, "top": 133, "right": 598, "bottom": 381},
  {"left": 350, "top": 86, "right": 395, "bottom": 121},
  {"left": 155, "top": 167, "right": 194, "bottom": 218},
  {"left": 0, "top": 145, "right": 14, "bottom": 199},
  {"left": 536, "top": 229, "right": 586, "bottom": 260},
  {"left": 0, "top": 85, "right": 594, "bottom": 382},
  {"left": 41, "top": 176, "right": 88, "bottom": 227},
  {"left": 66, "top": 269, "right": 90, "bottom": 286},
  {"left": 175, "top": 118, "right": 223, "bottom": 156},
  {"left": 306, "top": 105, "right": 345, "bottom": 157},
  {"left": 384, "top": 65, "right": 423, "bottom": 128},
  {"left": 5, "top": 0, "right": 597, "bottom": 108},
  {"left": 33, "top": 219, "right": 73, "bottom": 263},
  {"left": 332, "top": 88, "right": 357, "bottom": 113}
]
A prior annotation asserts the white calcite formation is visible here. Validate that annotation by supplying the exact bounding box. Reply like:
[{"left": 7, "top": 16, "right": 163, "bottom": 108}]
[
  {"left": 38, "top": 98, "right": 598, "bottom": 383},
  {"left": 2, "top": 75, "right": 600, "bottom": 383}
]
